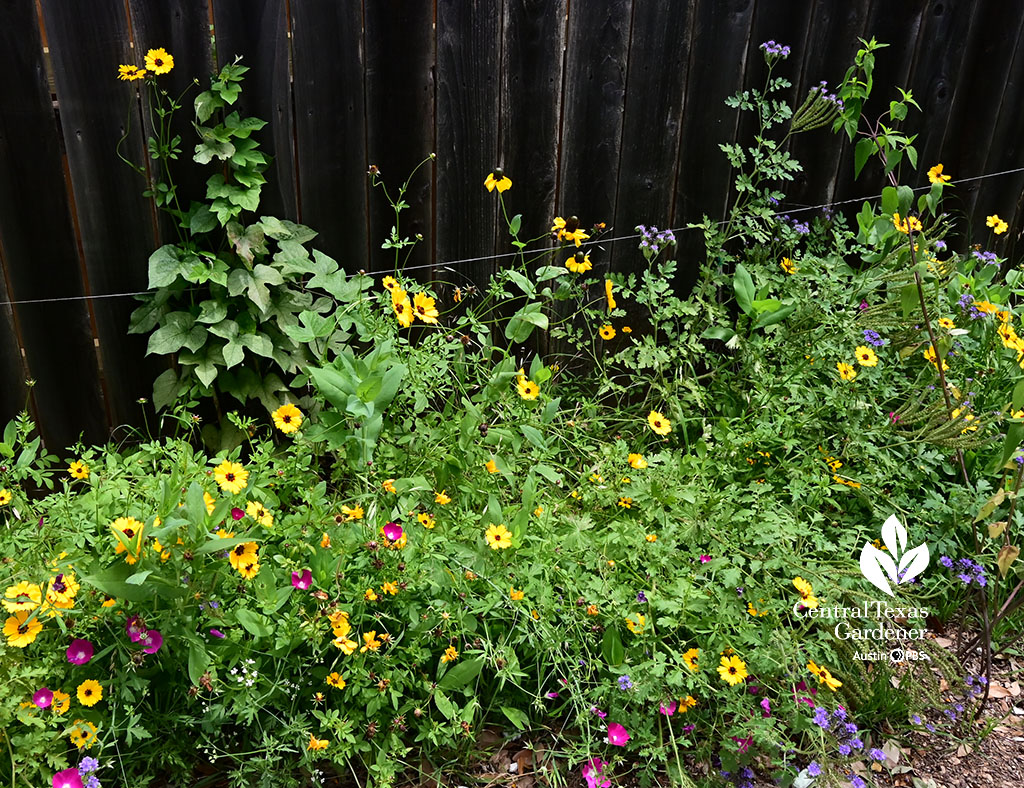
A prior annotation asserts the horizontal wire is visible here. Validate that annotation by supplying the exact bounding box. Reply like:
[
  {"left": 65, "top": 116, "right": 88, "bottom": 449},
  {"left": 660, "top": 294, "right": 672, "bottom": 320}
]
[{"left": 2, "top": 165, "right": 1022, "bottom": 309}]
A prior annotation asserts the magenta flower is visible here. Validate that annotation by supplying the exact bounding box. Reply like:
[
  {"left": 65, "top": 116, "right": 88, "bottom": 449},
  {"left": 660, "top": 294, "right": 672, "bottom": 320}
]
[
  {"left": 210, "top": 628, "right": 225, "bottom": 638},
  {"left": 291, "top": 569, "right": 313, "bottom": 590},
  {"left": 606, "top": 722, "right": 630, "bottom": 746},
  {"left": 126, "top": 615, "right": 146, "bottom": 643},
  {"left": 52, "top": 768, "right": 83, "bottom": 788},
  {"left": 141, "top": 629, "right": 163, "bottom": 654},
  {"left": 760, "top": 697, "right": 772, "bottom": 717},
  {"left": 545, "top": 691, "right": 559, "bottom": 699},
  {"left": 590, "top": 705, "right": 607, "bottom": 719},
  {"left": 659, "top": 700, "right": 677, "bottom": 716},
  {"left": 33, "top": 687, "right": 53, "bottom": 708},
  {"left": 681, "top": 724, "right": 695, "bottom": 733},
  {"left": 732, "top": 735, "right": 752, "bottom": 753},
  {"left": 699, "top": 554, "right": 711, "bottom": 563},
  {"left": 383, "top": 521, "right": 403, "bottom": 542},
  {"left": 231, "top": 507, "right": 245, "bottom": 520},
  {"left": 582, "top": 757, "right": 611, "bottom": 788},
  {"left": 66, "top": 639, "right": 94, "bottom": 665}
]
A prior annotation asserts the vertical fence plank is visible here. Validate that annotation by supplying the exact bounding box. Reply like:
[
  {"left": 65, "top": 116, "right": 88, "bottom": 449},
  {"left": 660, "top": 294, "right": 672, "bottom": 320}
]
[
  {"left": 290, "top": 0, "right": 368, "bottom": 269},
  {"left": 0, "top": 0, "right": 106, "bottom": 449},
  {"left": 40, "top": 0, "right": 161, "bottom": 430},
  {"left": 364, "top": 1, "right": 434, "bottom": 276},
  {"left": 211, "top": 0, "right": 297, "bottom": 221},
  {"left": 0, "top": 271, "right": 28, "bottom": 422},
  {"left": 436, "top": 3, "right": 500, "bottom": 289}
]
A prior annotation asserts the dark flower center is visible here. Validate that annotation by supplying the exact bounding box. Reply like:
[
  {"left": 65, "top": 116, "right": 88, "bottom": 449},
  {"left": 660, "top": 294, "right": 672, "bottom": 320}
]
[
  {"left": 234, "top": 545, "right": 246, "bottom": 555},
  {"left": 283, "top": 415, "right": 292, "bottom": 422},
  {"left": 226, "top": 473, "right": 235, "bottom": 482},
  {"left": 729, "top": 667, "right": 737, "bottom": 674}
]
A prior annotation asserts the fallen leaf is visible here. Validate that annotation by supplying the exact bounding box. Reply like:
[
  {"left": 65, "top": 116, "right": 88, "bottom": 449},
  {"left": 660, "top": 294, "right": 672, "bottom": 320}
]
[
  {"left": 1009, "top": 680, "right": 1021, "bottom": 697},
  {"left": 988, "top": 684, "right": 1012, "bottom": 699},
  {"left": 933, "top": 636, "right": 954, "bottom": 648}
]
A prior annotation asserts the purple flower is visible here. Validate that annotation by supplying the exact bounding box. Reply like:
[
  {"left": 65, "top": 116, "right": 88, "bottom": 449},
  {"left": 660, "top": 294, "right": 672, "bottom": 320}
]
[
  {"left": 870, "top": 747, "right": 885, "bottom": 761},
  {"left": 838, "top": 743, "right": 851, "bottom": 756},
  {"left": 210, "top": 628, "right": 225, "bottom": 638},
  {"left": 383, "top": 522, "right": 403, "bottom": 542},
  {"left": 849, "top": 776, "right": 866, "bottom": 788},
  {"left": 793, "top": 221, "right": 810, "bottom": 234},
  {"left": 590, "top": 705, "right": 607, "bottom": 719},
  {"left": 617, "top": 675, "right": 633, "bottom": 690},
  {"left": 859, "top": 300, "right": 869, "bottom": 311},
  {"left": 141, "top": 629, "right": 163, "bottom": 654},
  {"left": 125, "top": 616, "right": 146, "bottom": 643},
  {"left": 807, "top": 762, "right": 821, "bottom": 777},
  {"left": 636, "top": 591, "right": 647, "bottom": 603},
  {"left": 863, "top": 329, "right": 885, "bottom": 347},
  {"left": 209, "top": 600, "right": 219, "bottom": 609},
  {"left": 77, "top": 758, "right": 99, "bottom": 775},
  {"left": 940, "top": 555, "right": 953, "bottom": 568},
  {"left": 291, "top": 569, "right": 313, "bottom": 590},
  {"left": 66, "top": 639, "right": 94, "bottom": 666},
  {"left": 760, "top": 698, "right": 771, "bottom": 717},
  {"left": 33, "top": 687, "right": 53, "bottom": 708},
  {"left": 935, "top": 240, "right": 947, "bottom": 251},
  {"left": 759, "top": 40, "right": 791, "bottom": 58},
  {"left": 545, "top": 691, "right": 559, "bottom": 699},
  {"left": 812, "top": 706, "right": 830, "bottom": 729},
  {"left": 84, "top": 777, "right": 100, "bottom": 788},
  {"left": 833, "top": 706, "right": 848, "bottom": 722},
  {"left": 849, "top": 737, "right": 863, "bottom": 749},
  {"left": 912, "top": 715, "right": 922, "bottom": 725}
]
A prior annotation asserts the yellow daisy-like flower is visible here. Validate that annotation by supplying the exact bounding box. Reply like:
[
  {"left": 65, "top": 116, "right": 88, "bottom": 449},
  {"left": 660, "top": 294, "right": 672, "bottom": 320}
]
[
  {"left": 320, "top": 532, "right": 331, "bottom": 548},
  {"left": 792, "top": 576, "right": 819, "bottom": 609},
  {"left": 987, "top": 214, "right": 1010, "bottom": 234},
  {"left": 382, "top": 275, "right": 399, "bottom": 292},
  {"left": 605, "top": 279, "right": 617, "bottom": 312},
  {"left": 625, "top": 613, "right": 646, "bottom": 634},
  {"left": 566, "top": 252, "right": 592, "bottom": 273},
  {"left": 717, "top": 654, "right": 748, "bottom": 686},
  {"left": 484, "top": 170, "right": 512, "bottom": 193},
  {"left": 938, "top": 317, "right": 955, "bottom": 330},
  {"left": 360, "top": 631, "right": 382, "bottom": 652},
  {"left": 417, "top": 512, "right": 435, "bottom": 529},
  {"left": 892, "top": 212, "right": 922, "bottom": 234},
  {"left": 485, "top": 524, "right": 513, "bottom": 550},
  {"left": 382, "top": 478, "right": 397, "bottom": 494},
  {"left": 973, "top": 300, "right": 999, "bottom": 315},
  {"left": 551, "top": 216, "right": 590, "bottom": 247},
  {"left": 364, "top": 587, "right": 378, "bottom": 602},
  {"left": 647, "top": 410, "right": 672, "bottom": 435},
  {"left": 413, "top": 291, "right": 440, "bottom": 324},
  {"left": 272, "top": 403, "right": 303, "bottom": 433},
  {"left": 617, "top": 496, "right": 632, "bottom": 508},
  {"left": 854, "top": 345, "right": 878, "bottom": 367},
  {"left": 238, "top": 561, "right": 260, "bottom": 580},
  {"left": 807, "top": 660, "right": 822, "bottom": 678},
  {"left": 516, "top": 374, "right": 540, "bottom": 400},
  {"left": 228, "top": 542, "right": 259, "bottom": 572},
  {"left": 69, "top": 720, "right": 98, "bottom": 750},
  {"left": 111, "top": 517, "right": 145, "bottom": 564},
  {"left": 0, "top": 489, "right": 11, "bottom": 505},
  {"left": 68, "top": 460, "right": 89, "bottom": 479},
  {"left": 441, "top": 645, "right": 459, "bottom": 663},
  {"left": 683, "top": 648, "right": 700, "bottom": 672},
  {"left": 435, "top": 490, "right": 451, "bottom": 505},
  {"left": 951, "top": 408, "right": 979, "bottom": 433},
  {"left": 3, "top": 582, "right": 41, "bottom": 613},
  {"left": 326, "top": 672, "right": 346, "bottom": 689},
  {"left": 204, "top": 492, "right": 216, "bottom": 514},
  {"left": 922, "top": 345, "right": 949, "bottom": 371},
  {"left": 392, "top": 288, "right": 414, "bottom": 328},
  {"left": 679, "top": 695, "right": 697, "bottom": 712},
  {"left": 334, "top": 636, "right": 357, "bottom": 654},
  {"left": 214, "top": 461, "right": 249, "bottom": 495},
  {"left": 117, "top": 64, "right": 139, "bottom": 81},
  {"left": 246, "top": 501, "right": 274, "bottom": 528},
  {"left": 645, "top": 534, "right": 657, "bottom": 542},
  {"left": 510, "top": 587, "right": 525, "bottom": 601},
  {"left": 308, "top": 734, "right": 329, "bottom": 751},
  {"left": 780, "top": 257, "right": 796, "bottom": 274},
  {"left": 485, "top": 459, "right": 499, "bottom": 474},
  {"left": 599, "top": 325, "right": 616, "bottom": 340},
  {"left": 928, "top": 163, "right": 951, "bottom": 184},
  {"left": 51, "top": 690, "right": 70, "bottom": 715},
  {"left": 144, "top": 48, "right": 174, "bottom": 74},
  {"left": 817, "top": 665, "right": 843, "bottom": 691},
  {"left": 216, "top": 528, "right": 235, "bottom": 539},
  {"left": 586, "top": 604, "right": 599, "bottom": 616},
  {"left": 381, "top": 581, "right": 399, "bottom": 595},
  {"left": 628, "top": 453, "right": 648, "bottom": 469},
  {"left": 341, "top": 504, "right": 364, "bottom": 521},
  {"left": 77, "top": 679, "right": 103, "bottom": 707},
  {"left": 3, "top": 610, "right": 42, "bottom": 647},
  {"left": 46, "top": 573, "right": 79, "bottom": 609}
]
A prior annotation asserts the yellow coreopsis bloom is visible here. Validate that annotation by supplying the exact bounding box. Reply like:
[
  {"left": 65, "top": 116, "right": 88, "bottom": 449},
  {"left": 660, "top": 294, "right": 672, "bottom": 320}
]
[
  {"left": 647, "top": 410, "right": 672, "bottom": 435},
  {"left": 484, "top": 170, "right": 512, "bottom": 193},
  {"left": 717, "top": 655, "right": 748, "bottom": 686},
  {"left": 228, "top": 542, "right": 259, "bottom": 571},
  {"left": 392, "top": 288, "right": 414, "bottom": 328},
  {"left": 246, "top": 500, "right": 274, "bottom": 528},
  {"left": 599, "top": 325, "right": 616, "bottom": 340},
  {"left": 780, "top": 257, "right": 796, "bottom": 274},
  {"left": 68, "top": 460, "right": 89, "bottom": 479},
  {"left": 214, "top": 461, "right": 248, "bottom": 495},
  {"left": 516, "top": 374, "right": 540, "bottom": 400},
  {"left": 326, "top": 672, "right": 346, "bottom": 689},
  {"left": 307, "top": 734, "right": 329, "bottom": 751},
  {"left": 625, "top": 613, "right": 646, "bottom": 634},
  {"left": 417, "top": 512, "right": 435, "bottom": 529},
  {"left": 0, "top": 489, "right": 11, "bottom": 505},
  {"left": 485, "top": 524, "right": 512, "bottom": 550},
  {"left": 272, "top": 403, "right": 303, "bottom": 433},
  {"left": 413, "top": 291, "right": 439, "bottom": 324},
  {"left": 382, "top": 275, "right": 399, "bottom": 292},
  {"left": 988, "top": 214, "right": 1009, "bottom": 234},
  {"left": 485, "top": 459, "right": 499, "bottom": 474},
  {"left": 341, "top": 504, "right": 364, "bottom": 521},
  {"left": 510, "top": 587, "right": 525, "bottom": 601},
  {"left": 566, "top": 252, "right": 592, "bottom": 273},
  {"left": 928, "top": 163, "right": 951, "bottom": 184},
  {"left": 435, "top": 490, "right": 451, "bottom": 505},
  {"left": 605, "top": 279, "right": 616, "bottom": 312},
  {"left": 144, "top": 48, "right": 174, "bottom": 75},
  {"left": 3, "top": 610, "right": 42, "bottom": 647},
  {"left": 627, "top": 453, "right": 648, "bottom": 469},
  {"left": 854, "top": 345, "right": 878, "bottom": 367},
  {"left": 77, "top": 680, "right": 103, "bottom": 707},
  {"left": 3, "top": 582, "right": 41, "bottom": 614}
]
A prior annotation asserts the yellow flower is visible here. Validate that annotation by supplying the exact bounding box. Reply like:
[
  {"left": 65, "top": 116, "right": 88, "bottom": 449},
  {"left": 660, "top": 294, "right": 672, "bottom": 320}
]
[
  {"left": 381, "top": 581, "right": 399, "bottom": 595},
  {"left": 382, "top": 478, "right": 397, "bottom": 494},
  {"left": 216, "top": 528, "right": 235, "bottom": 539},
  {"left": 835, "top": 361, "right": 856, "bottom": 381},
  {"left": 679, "top": 695, "right": 697, "bottom": 712},
  {"left": 792, "top": 577, "right": 819, "bottom": 609},
  {"left": 3, "top": 610, "right": 42, "bottom": 647},
  {"left": 117, "top": 64, "right": 139, "bottom": 81},
  {"left": 0, "top": 489, "right": 10, "bottom": 505},
  {"left": 307, "top": 734, "right": 329, "bottom": 751},
  {"left": 68, "top": 460, "right": 89, "bottom": 479},
  {"left": 683, "top": 648, "right": 700, "bottom": 672},
  {"left": 617, "top": 496, "right": 632, "bottom": 508},
  {"left": 320, "top": 532, "right": 331, "bottom": 549},
  {"left": 951, "top": 408, "right": 979, "bottom": 433},
  {"left": 203, "top": 492, "right": 216, "bottom": 514},
  {"left": 586, "top": 604, "right": 599, "bottom": 616},
  {"left": 144, "top": 48, "right": 174, "bottom": 75},
  {"left": 228, "top": 542, "right": 259, "bottom": 572},
  {"left": 341, "top": 504, "right": 364, "bottom": 521},
  {"left": 77, "top": 679, "right": 103, "bottom": 707},
  {"left": 647, "top": 410, "right": 672, "bottom": 435},
  {"left": 111, "top": 517, "right": 145, "bottom": 564},
  {"left": 973, "top": 300, "right": 999, "bottom": 315},
  {"left": 922, "top": 345, "right": 949, "bottom": 371},
  {"left": 326, "top": 672, "right": 346, "bottom": 689},
  {"left": 628, "top": 453, "right": 648, "bottom": 469},
  {"left": 272, "top": 403, "right": 303, "bottom": 433},
  {"left": 646, "top": 534, "right": 658, "bottom": 543},
  {"left": 214, "top": 461, "right": 248, "bottom": 495},
  {"left": 334, "top": 636, "right": 357, "bottom": 654},
  {"left": 484, "top": 170, "right": 512, "bottom": 193},
  {"left": 246, "top": 500, "right": 274, "bottom": 528},
  {"left": 364, "top": 587, "right": 378, "bottom": 602},
  {"left": 599, "top": 325, "right": 616, "bottom": 340},
  {"left": 987, "top": 214, "right": 1010, "bottom": 234},
  {"left": 605, "top": 279, "right": 616, "bottom": 312},
  {"left": 485, "top": 523, "right": 513, "bottom": 550},
  {"left": 892, "top": 212, "right": 922, "bottom": 234},
  {"left": 441, "top": 645, "right": 459, "bottom": 663},
  {"left": 51, "top": 690, "right": 70, "bottom": 715},
  {"left": 928, "top": 163, "right": 951, "bottom": 184},
  {"left": 360, "top": 631, "right": 382, "bottom": 652},
  {"left": 938, "top": 317, "right": 955, "bottom": 330},
  {"left": 432, "top": 491, "right": 450, "bottom": 507},
  {"left": 854, "top": 346, "right": 878, "bottom": 367},
  {"left": 69, "top": 720, "right": 98, "bottom": 750},
  {"left": 533, "top": 505, "right": 544, "bottom": 516},
  {"left": 551, "top": 216, "right": 590, "bottom": 246},
  {"left": 780, "top": 257, "right": 796, "bottom": 274},
  {"left": 818, "top": 666, "right": 842, "bottom": 691},
  {"left": 485, "top": 459, "right": 499, "bottom": 474},
  {"left": 625, "top": 613, "right": 646, "bottom": 634},
  {"left": 417, "top": 512, "right": 435, "bottom": 529},
  {"left": 3, "top": 582, "right": 41, "bottom": 613},
  {"left": 717, "top": 654, "right": 748, "bottom": 686},
  {"left": 515, "top": 374, "right": 540, "bottom": 401},
  {"left": 382, "top": 275, "right": 399, "bottom": 292},
  {"left": 510, "top": 587, "right": 525, "bottom": 601},
  {"left": 566, "top": 252, "right": 592, "bottom": 273},
  {"left": 392, "top": 289, "right": 414, "bottom": 328},
  {"left": 413, "top": 291, "right": 440, "bottom": 324}
]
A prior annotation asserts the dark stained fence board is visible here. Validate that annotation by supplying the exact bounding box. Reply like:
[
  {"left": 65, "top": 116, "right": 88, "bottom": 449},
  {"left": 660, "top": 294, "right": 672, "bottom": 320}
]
[
  {"left": 40, "top": 0, "right": 161, "bottom": 430},
  {"left": 364, "top": 1, "right": 434, "bottom": 276},
  {"left": 211, "top": 0, "right": 297, "bottom": 221},
  {"left": 436, "top": 2, "right": 500, "bottom": 289},
  {"left": 0, "top": 268, "right": 29, "bottom": 421},
  {"left": 290, "top": 0, "right": 368, "bottom": 271},
  {"left": 0, "top": 0, "right": 106, "bottom": 450}
]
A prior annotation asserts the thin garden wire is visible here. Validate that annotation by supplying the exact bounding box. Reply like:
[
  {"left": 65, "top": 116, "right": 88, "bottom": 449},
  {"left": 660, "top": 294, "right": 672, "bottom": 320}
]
[{"left": 2, "top": 164, "right": 1022, "bottom": 309}]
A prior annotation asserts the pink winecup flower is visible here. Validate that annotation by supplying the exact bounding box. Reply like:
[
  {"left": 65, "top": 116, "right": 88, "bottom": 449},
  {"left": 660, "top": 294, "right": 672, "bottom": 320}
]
[
  {"left": 231, "top": 507, "right": 245, "bottom": 520},
  {"left": 590, "top": 705, "right": 607, "bottom": 719},
  {"left": 383, "top": 521, "right": 403, "bottom": 542},
  {"left": 66, "top": 639, "right": 94, "bottom": 665},
  {"left": 732, "top": 736, "right": 752, "bottom": 753},
  {"left": 582, "top": 757, "right": 611, "bottom": 788},
  {"left": 141, "top": 629, "right": 163, "bottom": 654},
  {"left": 606, "top": 722, "right": 630, "bottom": 746},
  {"left": 545, "top": 691, "right": 559, "bottom": 699},
  {"left": 33, "top": 687, "right": 53, "bottom": 708},
  {"left": 760, "top": 698, "right": 772, "bottom": 717},
  {"left": 699, "top": 554, "right": 711, "bottom": 563},
  {"left": 291, "top": 569, "right": 313, "bottom": 590},
  {"left": 210, "top": 628, "right": 225, "bottom": 638},
  {"left": 52, "top": 768, "right": 83, "bottom": 788},
  {"left": 659, "top": 700, "right": 677, "bottom": 716},
  {"left": 126, "top": 615, "right": 146, "bottom": 643}
]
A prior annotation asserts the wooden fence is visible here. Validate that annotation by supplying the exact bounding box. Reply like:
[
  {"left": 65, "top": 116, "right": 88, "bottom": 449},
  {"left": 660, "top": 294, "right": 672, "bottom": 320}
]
[{"left": 1, "top": 0, "right": 1023, "bottom": 452}]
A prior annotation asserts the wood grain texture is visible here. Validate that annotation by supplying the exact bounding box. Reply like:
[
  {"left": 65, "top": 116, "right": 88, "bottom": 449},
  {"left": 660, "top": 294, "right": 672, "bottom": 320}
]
[
  {"left": 290, "top": 0, "right": 368, "bottom": 270},
  {"left": 0, "top": 0, "right": 106, "bottom": 448},
  {"left": 0, "top": 256, "right": 29, "bottom": 421}
]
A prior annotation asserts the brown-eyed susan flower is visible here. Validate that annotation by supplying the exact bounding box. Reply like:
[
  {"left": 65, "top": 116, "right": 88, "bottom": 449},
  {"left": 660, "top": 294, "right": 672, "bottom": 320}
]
[
  {"left": 341, "top": 504, "right": 364, "bottom": 521},
  {"left": 68, "top": 460, "right": 89, "bottom": 479},
  {"left": 307, "top": 734, "right": 329, "bottom": 751},
  {"left": 617, "top": 497, "right": 632, "bottom": 508},
  {"left": 413, "top": 291, "right": 439, "bottom": 323},
  {"left": 551, "top": 216, "right": 590, "bottom": 247},
  {"left": 381, "top": 581, "right": 399, "bottom": 595},
  {"left": 111, "top": 517, "right": 145, "bottom": 564},
  {"left": 51, "top": 690, "right": 70, "bottom": 715},
  {"left": 0, "top": 489, "right": 10, "bottom": 505},
  {"left": 441, "top": 645, "right": 459, "bottom": 663},
  {"left": 117, "top": 64, "right": 139, "bottom": 80},
  {"left": 77, "top": 680, "right": 102, "bottom": 707},
  {"left": 46, "top": 574, "right": 79, "bottom": 609},
  {"left": 510, "top": 587, "right": 525, "bottom": 600},
  {"left": 679, "top": 695, "right": 697, "bottom": 712},
  {"left": 202, "top": 492, "right": 216, "bottom": 515},
  {"left": 516, "top": 374, "right": 540, "bottom": 400},
  {"left": 3, "top": 582, "right": 41, "bottom": 613},
  {"left": 484, "top": 170, "right": 511, "bottom": 193},
  {"left": 144, "top": 48, "right": 174, "bottom": 74},
  {"left": 682, "top": 648, "right": 700, "bottom": 672},
  {"left": 854, "top": 345, "right": 878, "bottom": 367},
  {"left": 228, "top": 542, "right": 259, "bottom": 572},
  {"left": 485, "top": 459, "right": 499, "bottom": 474},
  {"left": 833, "top": 361, "right": 856, "bottom": 382},
  {"left": 892, "top": 212, "right": 922, "bottom": 234},
  {"left": 364, "top": 587, "right": 379, "bottom": 602},
  {"left": 246, "top": 500, "right": 274, "bottom": 528},
  {"left": 817, "top": 665, "right": 842, "bottom": 691},
  {"left": 605, "top": 279, "right": 616, "bottom": 312},
  {"left": 928, "top": 163, "right": 951, "bottom": 184},
  {"left": 435, "top": 490, "right": 451, "bottom": 505},
  {"left": 987, "top": 214, "right": 1009, "bottom": 234},
  {"left": 792, "top": 577, "right": 819, "bottom": 609},
  {"left": 717, "top": 655, "right": 748, "bottom": 686},
  {"left": 566, "top": 252, "right": 592, "bottom": 273},
  {"left": 214, "top": 461, "right": 248, "bottom": 495},
  {"left": 382, "top": 478, "right": 397, "bottom": 494},
  {"left": 938, "top": 317, "right": 955, "bottom": 330},
  {"left": 3, "top": 610, "right": 42, "bottom": 647},
  {"left": 624, "top": 613, "right": 646, "bottom": 634},
  {"left": 417, "top": 512, "right": 435, "bottom": 529},
  {"left": 272, "top": 403, "right": 303, "bottom": 433},
  {"left": 485, "top": 524, "right": 512, "bottom": 550},
  {"left": 599, "top": 325, "right": 616, "bottom": 340},
  {"left": 780, "top": 257, "right": 796, "bottom": 274},
  {"left": 647, "top": 410, "right": 672, "bottom": 435},
  {"left": 326, "top": 672, "right": 346, "bottom": 689},
  {"left": 922, "top": 345, "right": 949, "bottom": 371},
  {"left": 392, "top": 288, "right": 414, "bottom": 327},
  {"left": 382, "top": 275, "right": 399, "bottom": 292},
  {"left": 69, "top": 720, "right": 98, "bottom": 749},
  {"left": 628, "top": 453, "right": 648, "bottom": 469}
]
